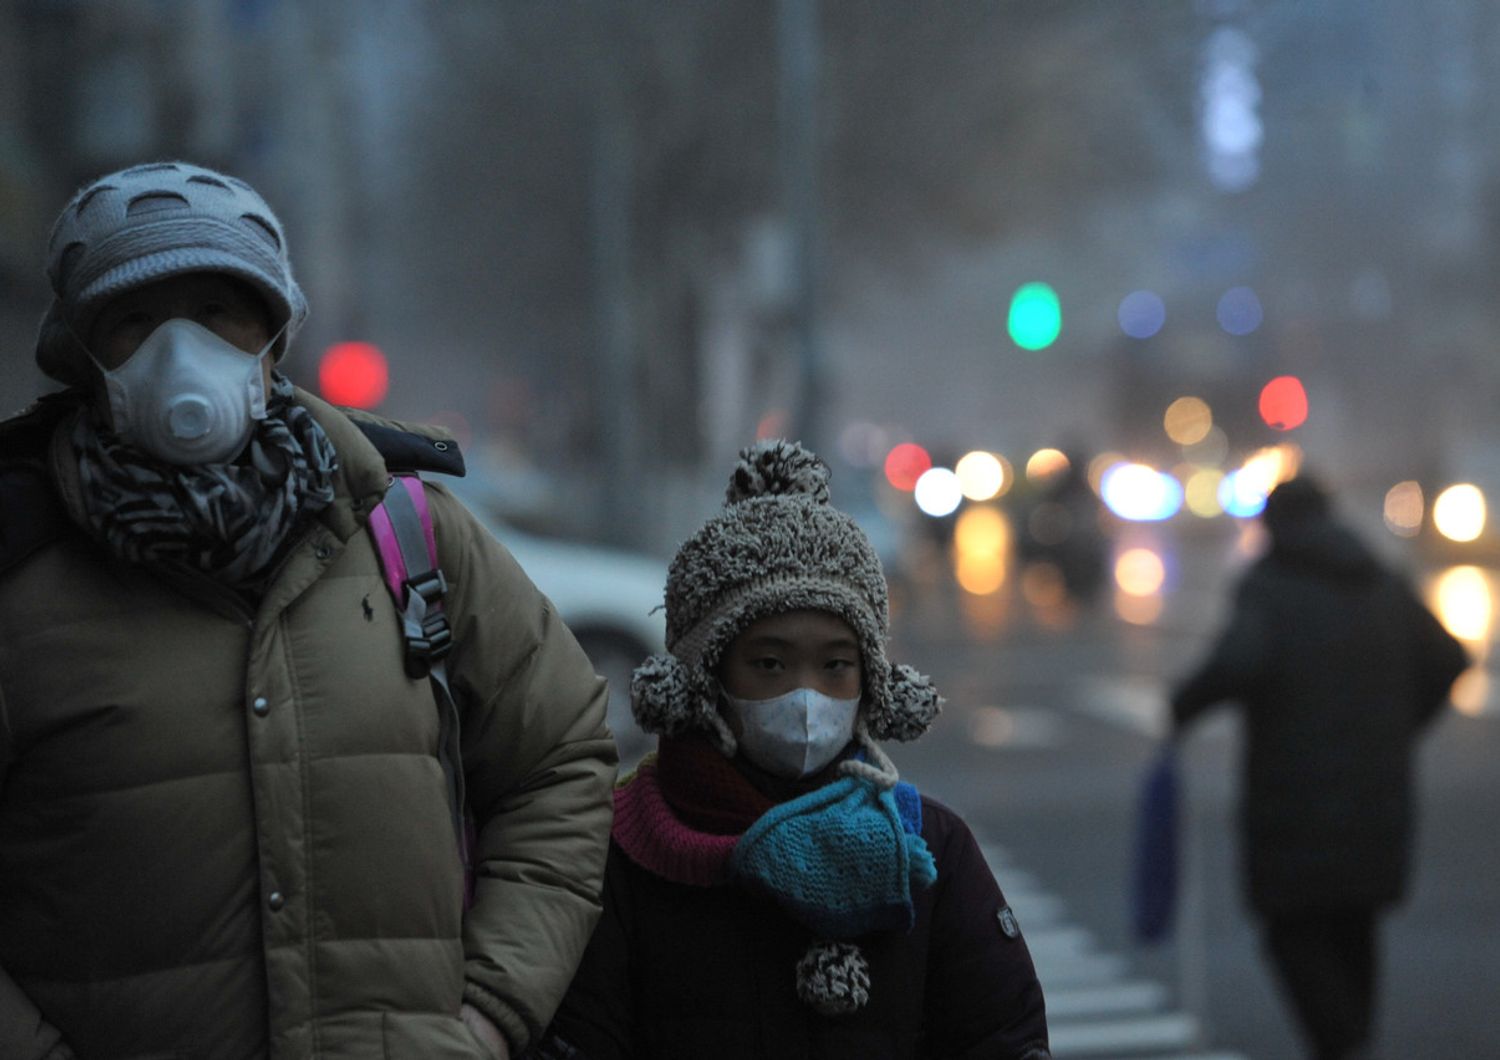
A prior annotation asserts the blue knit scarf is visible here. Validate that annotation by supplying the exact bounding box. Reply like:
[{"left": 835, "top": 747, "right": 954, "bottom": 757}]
[{"left": 727, "top": 776, "right": 937, "bottom": 938}]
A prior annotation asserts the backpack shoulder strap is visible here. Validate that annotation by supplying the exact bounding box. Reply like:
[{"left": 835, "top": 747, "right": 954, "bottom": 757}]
[
  {"left": 369, "top": 473, "right": 473, "bottom": 906},
  {"left": 368, "top": 475, "right": 451, "bottom": 676}
]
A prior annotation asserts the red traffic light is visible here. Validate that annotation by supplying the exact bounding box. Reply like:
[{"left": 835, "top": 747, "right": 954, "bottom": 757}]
[{"left": 319, "top": 342, "right": 389, "bottom": 409}]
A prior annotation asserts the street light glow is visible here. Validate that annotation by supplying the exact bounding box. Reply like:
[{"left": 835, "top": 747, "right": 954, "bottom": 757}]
[
  {"left": 914, "top": 467, "right": 963, "bottom": 517},
  {"left": 955, "top": 450, "right": 1008, "bottom": 500},
  {"left": 1433, "top": 484, "right": 1486, "bottom": 543}
]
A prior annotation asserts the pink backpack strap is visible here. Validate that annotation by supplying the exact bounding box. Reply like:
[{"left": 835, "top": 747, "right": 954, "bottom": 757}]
[{"left": 369, "top": 474, "right": 474, "bottom": 908}]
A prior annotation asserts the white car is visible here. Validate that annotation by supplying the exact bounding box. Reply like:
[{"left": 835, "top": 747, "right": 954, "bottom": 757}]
[{"left": 447, "top": 480, "right": 665, "bottom": 765}]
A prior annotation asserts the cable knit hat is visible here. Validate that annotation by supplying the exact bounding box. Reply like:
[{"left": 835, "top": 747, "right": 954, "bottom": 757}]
[
  {"left": 35, "top": 160, "right": 308, "bottom": 385},
  {"left": 632, "top": 439, "right": 942, "bottom": 755}
]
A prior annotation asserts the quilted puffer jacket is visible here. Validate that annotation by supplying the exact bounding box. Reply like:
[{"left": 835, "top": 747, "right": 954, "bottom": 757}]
[{"left": 0, "top": 389, "right": 616, "bottom": 1059}]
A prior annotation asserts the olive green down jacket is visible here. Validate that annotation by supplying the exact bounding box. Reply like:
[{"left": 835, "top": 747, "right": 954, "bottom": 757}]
[{"left": 0, "top": 390, "right": 617, "bottom": 1059}]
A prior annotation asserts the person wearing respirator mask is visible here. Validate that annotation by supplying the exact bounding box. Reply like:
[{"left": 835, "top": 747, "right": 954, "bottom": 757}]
[
  {"left": 535, "top": 440, "right": 1051, "bottom": 1060},
  {"left": 0, "top": 162, "right": 617, "bottom": 1060}
]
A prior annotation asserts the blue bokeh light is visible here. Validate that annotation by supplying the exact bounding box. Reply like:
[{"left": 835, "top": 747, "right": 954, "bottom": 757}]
[
  {"left": 1218, "top": 470, "right": 1269, "bottom": 518},
  {"left": 1118, "top": 290, "right": 1167, "bottom": 339},
  {"left": 1217, "top": 286, "right": 1263, "bottom": 336}
]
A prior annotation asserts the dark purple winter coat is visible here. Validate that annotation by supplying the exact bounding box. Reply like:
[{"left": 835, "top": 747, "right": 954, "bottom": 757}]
[{"left": 539, "top": 795, "right": 1049, "bottom": 1059}]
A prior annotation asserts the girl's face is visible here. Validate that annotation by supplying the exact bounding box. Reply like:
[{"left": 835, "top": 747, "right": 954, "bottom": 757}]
[{"left": 719, "top": 609, "right": 862, "bottom": 702}]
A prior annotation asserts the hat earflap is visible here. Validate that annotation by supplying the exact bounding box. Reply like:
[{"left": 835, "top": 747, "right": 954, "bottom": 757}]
[
  {"left": 630, "top": 652, "right": 737, "bottom": 756},
  {"left": 795, "top": 939, "right": 870, "bottom": 1016},
  {"left": 865, "top": 663, "right": 944, "bottom": 742}
]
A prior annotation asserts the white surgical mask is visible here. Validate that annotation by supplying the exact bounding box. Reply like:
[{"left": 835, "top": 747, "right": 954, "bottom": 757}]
[
  {"left": 720, "top": 687, "right": 860, "bottom": 779},
  {"left": 95, "top": 318, "right": 276, "bottom": 465}
]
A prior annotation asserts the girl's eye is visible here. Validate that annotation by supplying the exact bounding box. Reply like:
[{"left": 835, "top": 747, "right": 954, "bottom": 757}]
[
  {"left": 750, "top": 657, "right": 784, "bottom": 671},
  {"left": 826, "top": 658, "right": 857, "bottom": 671}
]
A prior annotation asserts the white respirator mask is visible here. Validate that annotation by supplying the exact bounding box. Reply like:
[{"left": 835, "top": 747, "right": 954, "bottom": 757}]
[
  {"left": 95, "top": 318, "right": 278, "bottom": 466},
  {"left": 720, "top": 686, "right": 861, "bottom": 779}
]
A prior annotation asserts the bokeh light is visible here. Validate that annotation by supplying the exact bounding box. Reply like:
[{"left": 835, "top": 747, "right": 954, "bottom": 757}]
[
  {"left": 1383, "top": 481, "right": 1424, "bottom": 538},
  {"left": 955, "top": 450, "right": 1008, "bottom": 501},
  {"left": 954, "top": 505, "right": 1010, "bottom": 555},
  {"left": 1088, "top": 452, "right": 1126, "bottom": 493},
  {"left": 1433, "top": 565, "right": 1492, "bottom": 644},
  {"left": 1008, "top": 282, "right": 1062, "bottom": 350},
  {"left": 1118, "top": 290, "right": 1166, "bottom": 339},
  {"left": 1164, "top": 396, "right": 1213, "bottom": 446},
  {"left": 1218, "top": 469, "right": 1267, "bottom": 518},
  {"left": 914, "top": 467, "right": 963, "bottom": 517},
  {"left": 1217, "top": 285, "right": 1263, "bottom": 335},
  {"left": 1026, "top": 447, "right": 1071, "bottom": 481},
  {"left": 884, "top": 443, "right": 932, "bottom": 491},
  {"left": 1101, "top": 463, "right": 1184, "bottom": 521},
  {"left": 1433, "top": 484, "right": 1486, "bottom": 543},
  {"left": 1115, "top": 547, "right": 1167, "bottom": 596},
  {"left": 1185, "top": 468, "right": 1226, "bottom": 517},
  {"left": 953, "top": 506, "right": 1012, "bottom": 596},
  {"left": 319, "top": 341, "right": 390, "bottom": 409},
  {"left": 1258, "top": 375, "right": 1308, "bottom": 431}
]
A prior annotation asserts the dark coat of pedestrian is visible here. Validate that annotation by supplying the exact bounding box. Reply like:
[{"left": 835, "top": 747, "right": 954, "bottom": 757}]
[
  {"left": 0, "top": 162, "right": 617, "bottom": 1059},
  {"left": 537, "top": 440, "right": 1050, "bottom": 1060},
  {"left": 1171, "top": 475, "right": 1468, "bottom": 1060}
]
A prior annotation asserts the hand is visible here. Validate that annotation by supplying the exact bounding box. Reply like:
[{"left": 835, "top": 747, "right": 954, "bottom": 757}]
[{"left": 460, "top": 1002, "right": 511, "bottom": 1060}]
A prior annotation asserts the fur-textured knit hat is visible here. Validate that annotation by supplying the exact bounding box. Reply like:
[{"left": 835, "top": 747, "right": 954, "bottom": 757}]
[
  {"left": 631, "top": 439, "right": 942, "bottom": 756},
  {"left": 35, "top": 160, "right": 308, "bottom": 385}
]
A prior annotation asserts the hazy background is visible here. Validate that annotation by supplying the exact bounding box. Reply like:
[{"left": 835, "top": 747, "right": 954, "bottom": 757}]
[{"left": 5, "top": 0, "right": 1500, "bottom": 551}]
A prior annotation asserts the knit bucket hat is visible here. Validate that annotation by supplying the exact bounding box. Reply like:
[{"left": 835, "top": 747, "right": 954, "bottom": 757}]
[
  {"left": 631, "top": 439, "right": 942, "bottom": 756},
  {"left": 35, "top": 160, "right": 308, "bottom": 386}
]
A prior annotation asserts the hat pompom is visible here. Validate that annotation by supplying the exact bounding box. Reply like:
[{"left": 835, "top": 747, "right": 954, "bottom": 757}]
[
  {"left": 630, "top": 653, "right": 701, "bottom": 737},
  {"left": 726, "top": 439, "right": 831, "bottom": 506},
  {"left": 867, "top": 664, "right": 943, "bottom": 742},
  {"left": 795, "top": 940, "right": 870, "bottom": 1016}
]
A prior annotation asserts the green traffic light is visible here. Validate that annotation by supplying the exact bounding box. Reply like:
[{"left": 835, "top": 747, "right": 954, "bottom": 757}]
[{"left": 1008, "top": 282, "right": 1061, "bottom": 350}]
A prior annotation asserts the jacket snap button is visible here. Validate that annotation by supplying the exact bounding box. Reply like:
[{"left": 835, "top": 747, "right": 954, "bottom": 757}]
[
  {"left": 434, "top": 441, "right": 449, "bottom": 451},
  {"left": 267, "top": 890, "right": 285, "bottom": 911},
  {"left": 314, "top": 544, "right": 333, "bottom": 560},
  {"left": 252, "top": 697, "right": 269, "bottom": 717}
]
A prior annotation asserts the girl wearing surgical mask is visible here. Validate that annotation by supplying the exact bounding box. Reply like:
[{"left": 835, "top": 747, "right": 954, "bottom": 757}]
[{"left": 536, "top": 440, "right": 1051, "bottom": 1060}]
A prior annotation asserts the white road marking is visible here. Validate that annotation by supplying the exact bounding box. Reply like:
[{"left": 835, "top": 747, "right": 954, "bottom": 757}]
[
  {"left": 1045, "top": 981, "right": 1168, "bottom": 1018},
  {"left": 977, "top": 839, "right": 1248, "bottom": 1059},
  {"left": 1049, "top": 1013, "right": 1199, "bottom": 1056}
]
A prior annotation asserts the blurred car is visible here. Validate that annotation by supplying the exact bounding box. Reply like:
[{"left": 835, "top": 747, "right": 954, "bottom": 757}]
[{"left": 446, "top": 478, "right": 665, "bottom": 765}]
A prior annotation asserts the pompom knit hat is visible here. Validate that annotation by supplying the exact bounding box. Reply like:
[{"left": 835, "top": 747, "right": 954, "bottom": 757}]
[
  {"left": 35, "top": 160, "right": 308, "bottom": 386},
  {"left": 631, "top": 438, "right": 943, "bottom": 756}
]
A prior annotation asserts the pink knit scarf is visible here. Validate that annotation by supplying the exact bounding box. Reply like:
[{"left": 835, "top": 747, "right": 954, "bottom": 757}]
[{"left": 612, "top": 757, "right": 740, "bottom": 886}]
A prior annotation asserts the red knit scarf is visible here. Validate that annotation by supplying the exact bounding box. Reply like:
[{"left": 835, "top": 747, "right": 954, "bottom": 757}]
[{"left": 612, "top": 735, "right": 826, "bottom": 886}]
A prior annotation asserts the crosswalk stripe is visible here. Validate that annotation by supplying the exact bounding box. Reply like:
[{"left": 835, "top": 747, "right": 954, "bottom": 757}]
[
  {"left": 1048, "top": 1012, "right": 1199, "bottom": 1056},
  {"left": 1022, "top": 925, "right": 1098, "bottom": 960},
  {"left": 1029, "top": 950, "right": 1129, "bottom": 988},
  {"left": 976, "top": 836, "right": 1248, "bottom": 1058},
  {"left": 1044, "top": 981, "right": 1168, "bottom": 1018}
]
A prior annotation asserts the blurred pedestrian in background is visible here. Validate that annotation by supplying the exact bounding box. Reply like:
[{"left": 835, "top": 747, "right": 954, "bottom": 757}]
[
  {"left": 0, "top": 161, "right": 616, "bottom": 1059},
  {"left": 1170, "top": 475, "right": 1468, "bottom": 1060},
  {"left": 536, "top": 439, "right": 1050, "bottom": 1059}
]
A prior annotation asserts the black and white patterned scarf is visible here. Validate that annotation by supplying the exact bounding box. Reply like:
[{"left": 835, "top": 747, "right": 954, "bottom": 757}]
[{"left": 73, "top": 375, "right": 339, "bottom": 594}]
